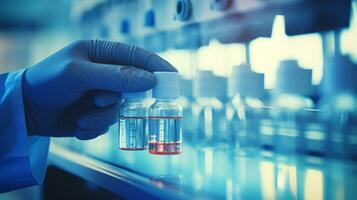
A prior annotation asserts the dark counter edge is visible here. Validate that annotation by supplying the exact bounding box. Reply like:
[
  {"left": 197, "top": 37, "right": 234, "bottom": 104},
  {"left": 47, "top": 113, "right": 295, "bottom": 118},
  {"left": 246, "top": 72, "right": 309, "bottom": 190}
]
[{"left": 48, "top": 143, "right": 195, "bottom": 200}]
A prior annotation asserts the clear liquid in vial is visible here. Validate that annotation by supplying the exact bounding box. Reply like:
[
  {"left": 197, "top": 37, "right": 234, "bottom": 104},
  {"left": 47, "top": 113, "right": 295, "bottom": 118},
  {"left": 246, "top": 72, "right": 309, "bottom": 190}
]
[
  {"left": 149, "top": 116, "right": 182, "bottom": 155},
  {"left": 119, "top": 116, "right": 148, "bottom": 150}
]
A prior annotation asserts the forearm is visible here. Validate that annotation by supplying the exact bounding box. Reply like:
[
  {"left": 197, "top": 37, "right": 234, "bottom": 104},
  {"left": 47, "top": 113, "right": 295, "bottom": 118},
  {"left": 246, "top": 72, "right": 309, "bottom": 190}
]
[{"left": 0, "top": 70, "right": 50, "bottom": 193}]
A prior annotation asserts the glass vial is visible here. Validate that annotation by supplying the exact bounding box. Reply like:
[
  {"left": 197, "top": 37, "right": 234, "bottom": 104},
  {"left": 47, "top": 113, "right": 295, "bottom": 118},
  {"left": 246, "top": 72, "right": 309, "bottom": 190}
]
[
  {"left": 149, "top": 72, "right": 183, "bottom": 155},
  {"left": 118, "top": 91, "right": 150, "bottom": 150}
]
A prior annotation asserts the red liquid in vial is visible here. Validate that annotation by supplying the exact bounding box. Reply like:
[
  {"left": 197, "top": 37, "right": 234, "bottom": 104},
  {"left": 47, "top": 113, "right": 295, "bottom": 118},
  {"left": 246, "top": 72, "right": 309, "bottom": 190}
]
[
  {"left": 149, "top": 141, "right": 182, "bottom": 155},
  {"left": 119, "top": 147, "right": 147, "bottom": 151}
]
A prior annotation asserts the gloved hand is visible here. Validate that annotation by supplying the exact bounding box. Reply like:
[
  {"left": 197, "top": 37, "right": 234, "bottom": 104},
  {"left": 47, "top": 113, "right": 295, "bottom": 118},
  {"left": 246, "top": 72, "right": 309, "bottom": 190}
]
[{"left": 22, "top": 40, "right": 177, "bottom": 140}]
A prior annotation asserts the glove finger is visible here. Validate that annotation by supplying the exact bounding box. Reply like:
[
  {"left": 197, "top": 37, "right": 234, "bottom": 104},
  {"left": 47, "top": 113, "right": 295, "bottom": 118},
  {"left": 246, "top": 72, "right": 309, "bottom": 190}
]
[
  {"left": 83, "top": 40, "right": 177, "bottom": 72},
  {"left": 71, "top": 90, "right": 121, "bottom": 108},
  {"left": 77, "top": 103, "right": 118, "bottom": 130},
  {"left": 75, "top": 128, "right": 109, "bottom": 140},
  {"left": 63, "top": 91, "right": 118, "bottom": 133},
  {"left": 81, "top": 61, "right": 156, "bottom": 93},
  {"left": 93, "top": 91, "right": 122, "bottom": 107}
]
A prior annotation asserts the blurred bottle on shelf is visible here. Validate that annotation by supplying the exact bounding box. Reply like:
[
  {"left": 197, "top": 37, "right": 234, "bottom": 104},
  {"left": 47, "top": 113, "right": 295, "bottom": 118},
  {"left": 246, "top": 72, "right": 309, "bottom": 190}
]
[
  {"left": 178, "top": 78, "right": 194, "bottom": 143},
  {"left": 300, "top": 106, "right": 328, "bottom": 156},
  {"left": 226, "top": 64, "right": 265, "bottom": 155},
  {"left": 320, "top": 54, "right": 357, "bottom": 159},
  {"left": 192, "top": 71, "right": 228, "bottom": 147},
  {"left": 215, "top": 75, "right": 229, "bottom": 144},
  {"left": 271, "top": 60, "right": 314, "bottom": 155}
]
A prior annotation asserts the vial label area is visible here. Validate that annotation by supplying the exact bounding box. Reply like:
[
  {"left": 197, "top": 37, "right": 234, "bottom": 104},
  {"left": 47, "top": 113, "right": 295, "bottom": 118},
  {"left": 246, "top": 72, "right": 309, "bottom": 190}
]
[
  {"left": 119, "top": 116, "right": 148, "bottom": 150},
  {"left": 149, "top": 117, "right": 183, "bottom": 155}
]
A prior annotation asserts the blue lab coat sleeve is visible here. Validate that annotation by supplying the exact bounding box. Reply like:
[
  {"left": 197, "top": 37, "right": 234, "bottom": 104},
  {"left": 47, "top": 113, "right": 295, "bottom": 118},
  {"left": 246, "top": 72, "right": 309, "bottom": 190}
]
[{"left": 0, "top": 69, "right": 50, "bottom": 193}]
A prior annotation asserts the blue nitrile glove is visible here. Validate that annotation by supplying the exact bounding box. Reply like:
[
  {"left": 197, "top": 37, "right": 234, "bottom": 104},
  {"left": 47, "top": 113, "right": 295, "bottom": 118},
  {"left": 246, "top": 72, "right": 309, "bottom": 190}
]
[{"left": 22, "top": 40, "right": 177, "bottom": 140}]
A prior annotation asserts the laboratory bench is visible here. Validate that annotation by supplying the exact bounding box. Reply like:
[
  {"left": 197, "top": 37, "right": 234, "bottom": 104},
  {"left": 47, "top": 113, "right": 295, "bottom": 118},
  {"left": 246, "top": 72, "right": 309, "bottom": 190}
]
[{"left": 49, "top": 126, "right": 357, "bottom": 200}]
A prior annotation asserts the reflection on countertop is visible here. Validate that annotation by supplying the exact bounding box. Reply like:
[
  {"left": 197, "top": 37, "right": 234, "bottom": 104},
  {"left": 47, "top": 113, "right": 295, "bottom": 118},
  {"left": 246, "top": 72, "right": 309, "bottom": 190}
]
[{"left": 51, "top": 125, "right": 357, "bottom": 200}]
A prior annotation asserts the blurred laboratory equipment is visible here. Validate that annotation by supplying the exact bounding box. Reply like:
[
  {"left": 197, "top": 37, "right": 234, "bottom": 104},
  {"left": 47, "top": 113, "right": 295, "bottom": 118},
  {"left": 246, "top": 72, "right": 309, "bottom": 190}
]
[
  {"left": 149, "top": 72, "right": 183, "bottom": 155},
  {"left": 119, "top": 91, "right": 151, "bottom": 150},
  {"left": 192, "top": 71, "right": 227, "bottom": 147},
  {"left": 226, "top": 64, "right": 265, "bottom": 155}
]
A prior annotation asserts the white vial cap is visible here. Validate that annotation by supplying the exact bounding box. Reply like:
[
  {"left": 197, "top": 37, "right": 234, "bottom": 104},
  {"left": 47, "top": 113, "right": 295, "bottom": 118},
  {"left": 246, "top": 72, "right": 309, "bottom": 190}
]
[
  {"left": 152, "top": 72, "right": 179, "bottom": 98},
  {"left": 193, "top": 70, "right": 228, "bottom": 98},
  {"left": 275, "top": 60, "right": 312, "bottom": 96},
  {"left": 123, "top": 90, "right": 151, "bottom": 99},
  {"left": 194, "top": 70, "right": 216, "bottom": 98},
  {"left": 228, "top": 64, "right": 265, "bottom": 98}
]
